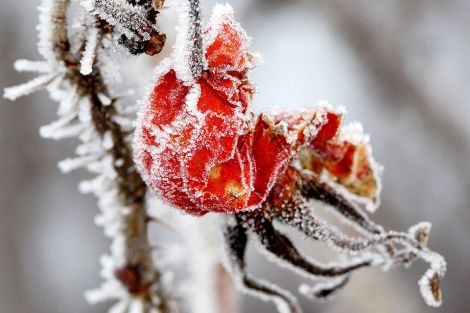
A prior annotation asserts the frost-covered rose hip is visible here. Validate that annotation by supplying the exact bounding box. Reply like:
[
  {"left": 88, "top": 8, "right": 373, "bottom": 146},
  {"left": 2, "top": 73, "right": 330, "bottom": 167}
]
[
  {"left": 134, "top": 6, "right": 310, "bottom": 214},
  {"left": 133, "top": 5, "right": 381, "bottom": 215}
]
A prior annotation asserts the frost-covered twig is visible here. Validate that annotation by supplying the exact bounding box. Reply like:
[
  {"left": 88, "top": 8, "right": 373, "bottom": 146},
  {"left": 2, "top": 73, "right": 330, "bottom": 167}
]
[
  {"left": 38, "top": 0, "right": 71, "bottom": 62},
  {"left": 223, "top": 166, "right": 446, "bottom": 311},
  {"left": 4, "top": 1, "right": 174, "bottom": 312},
  {"left": 171, "top": 0, "right": 206, "bottom": 82}
]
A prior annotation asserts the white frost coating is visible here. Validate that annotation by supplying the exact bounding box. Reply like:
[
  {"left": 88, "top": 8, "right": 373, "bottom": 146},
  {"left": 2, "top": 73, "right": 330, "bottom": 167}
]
[
  {"left": 172, "top": 0, "right": 194, "bottom": 83},
  {"left": 102, "top": 131, "right": 115, "bottom": 150},
  {"left": 58, "top": 154, "right": 102, "bottom": 173},
  {"left": 299, "top": 276, "right": 347, "bottom": 300},
  {"left": 80, "top": 25, "right": 101, "bottom": 75},
  {"left": 203, "top": 4, "right": 248, "bottom": 59},
  {"left": 98, "top": 92, "right": 113, "bottom": 106},
  {"left": 109, "top": 300, "right": 129, "bottom": 313},
  {"left": 80, "top": 0, "right": 95, "bottom": 12},
  {"left": 184, "top": 83, "right": 204, "bottom": 120},
  {"left": 41, "top": 122, "right": 88, "bottom": 140},
  {"left": 171, "top": 0, "right": 205, "bottom": 83},
  {"left": 222, "top": 243, "right": 300, "bottom": 313},
  {"left": 5, "top": 0, "right": 69, "bottom": 101},
  {"left": 37, "top": 0, "right": 68, "bottom": 63},
  {"left": 58, "top": 85, "right": 80, "bottom": 115},
  {"left": 340, "top": 122, "right": 369, "bottom": 145},
  {"left": 99, "top": 50, "right": 123, "bottom": 86},
  {"left": 79, "top": 174, "right": 108, "bottom": 193},
  {"left": 203, "top": 3, "right": 230, "bottom": 42},
  {"left": 146, "top": 201, "right": 229, "bottom": 313},
  {"left": 257, "top": 233, "right": 380, "bottom": 282},
  {"left": 39, "top": 113, "right": 78, "bottom": 138},
  {"left": 419, "top": 270, "right": 442, "bottom": 307},
  {"left": 128, "top": 298, "right": 145, "bottom": 313},
  {"left": 4, "top": 73, "right": 60, "bottom": 100},
  {"left": 14, "top": 59, "right": 51, "bottom": 73},
  {"left": 409, "top": 221, "right": 431, "bottom": 241},
  {"left": 179, "top": 214, "right": 222, "bottom": 313},
  {"left": 79, "top": 98, "right": 93, "bottom": 122},
  {"left": 5, "top": 0, "right": 163, "bottom": 312}
]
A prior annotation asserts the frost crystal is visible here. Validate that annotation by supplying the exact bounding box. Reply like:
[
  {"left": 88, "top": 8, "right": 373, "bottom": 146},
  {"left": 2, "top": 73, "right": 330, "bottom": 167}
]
[
  {"left": 4, "top": 73, "right": 61, "bottom": 101},
  {"left": 80, "top": 24, "right": 101, "bottom": 75},
  {"left": 14, "top": 59, "right": 51, "bottom": 73}
]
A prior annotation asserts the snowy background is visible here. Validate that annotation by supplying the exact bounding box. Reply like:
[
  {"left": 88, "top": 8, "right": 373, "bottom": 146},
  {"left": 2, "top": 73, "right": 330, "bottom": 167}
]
[{"left": 1, "top": 0, "right": 469, "bottom": 312}]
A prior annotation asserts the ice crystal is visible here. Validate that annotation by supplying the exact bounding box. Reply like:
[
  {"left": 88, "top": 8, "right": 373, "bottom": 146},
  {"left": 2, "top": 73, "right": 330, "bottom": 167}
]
[
  {"left": 14, "top": 59, "right": 51, "bottom": 73},
  {"left": 80, "top": 23, "right": 101, "bottom": 75}
]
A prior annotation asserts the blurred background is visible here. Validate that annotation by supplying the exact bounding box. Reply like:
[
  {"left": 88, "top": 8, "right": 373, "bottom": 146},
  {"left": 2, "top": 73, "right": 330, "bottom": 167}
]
[{"left": 1, "top": 0, "right": 469, "bottom": 312}]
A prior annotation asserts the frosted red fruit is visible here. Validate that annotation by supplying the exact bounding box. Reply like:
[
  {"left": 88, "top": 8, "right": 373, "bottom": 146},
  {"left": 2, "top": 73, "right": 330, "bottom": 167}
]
[
  {"left": 133, "top": 6, "right": 379, "bottom": 215},
  {"left": 299, "top": 109, "right": 381, "bottom": 204},
  {"left": 267, "top": 109, "right": 381, "bottom": 211},
  {"left": 135, "top": 7, "right": 325, "bottom": 215}
]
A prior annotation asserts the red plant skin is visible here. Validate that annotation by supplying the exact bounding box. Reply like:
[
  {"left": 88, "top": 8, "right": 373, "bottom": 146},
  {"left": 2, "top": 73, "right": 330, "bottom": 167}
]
[{"left": 134, "top": 8, "right": 380, "bottom": 215}]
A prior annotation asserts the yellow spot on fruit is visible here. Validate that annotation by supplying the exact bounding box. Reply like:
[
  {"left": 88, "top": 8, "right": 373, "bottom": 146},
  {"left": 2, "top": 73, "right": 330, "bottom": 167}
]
[
  {"left": 225, "top": 181, "right": 247, "bottom": 200},
  {"left": 209, "top": 164, "right": 221, "bottom": 180}
]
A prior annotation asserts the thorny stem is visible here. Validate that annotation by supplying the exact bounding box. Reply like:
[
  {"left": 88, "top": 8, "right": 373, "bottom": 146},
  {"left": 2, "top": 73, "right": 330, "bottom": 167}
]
[
  {"left": 85, "top": 71, "right": 171, "bottom": 312},
  {"left": 47, "top": 1, "right": 171, "bottom": 311},
  {"left": 82, "top": 36, "right": 172, "bottom": 313}
]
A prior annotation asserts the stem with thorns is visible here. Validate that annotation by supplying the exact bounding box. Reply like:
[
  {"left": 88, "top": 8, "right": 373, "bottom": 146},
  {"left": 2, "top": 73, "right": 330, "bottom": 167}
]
[{"left": 5, "top": 0, "right": 174, "bottom": 311}]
